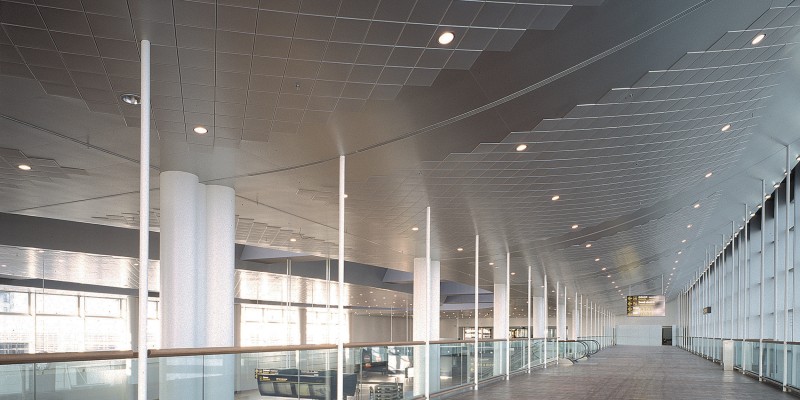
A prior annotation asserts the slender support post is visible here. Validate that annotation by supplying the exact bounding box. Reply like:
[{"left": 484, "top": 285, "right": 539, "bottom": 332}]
[
  {"left": 137, "top": 39, "right": 150, "bottom": 400},
  {"left": 337, "top": 156, "right": 345, "bottom": 400},
  {"left": 556, "top": 282, "right": 560, "bottom": 363},
  {"left": 425, "top": 206, "right": 431, "bottom": 398},
  {"left": 760, "top": 179, "right": 765, "bottom": 380},
  {"left": 474, "top": 235, "right": 479, "bottom": 389},
  {"left": 527, "top": 264, "right": 531, "bottom": 373},
  {"left": 784, "top": 146, "right": 791, "bottom": 389},
  {"left": 506, "top": 252, "right": 510, "bottom": 379},
  {"left": 543, "top": 277, "right": 548, "bottom": 368}
]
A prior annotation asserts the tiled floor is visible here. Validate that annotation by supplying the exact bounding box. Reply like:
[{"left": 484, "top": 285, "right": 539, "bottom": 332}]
[{"left": 446, "top": 346, "right": 794, "bottom": 400}]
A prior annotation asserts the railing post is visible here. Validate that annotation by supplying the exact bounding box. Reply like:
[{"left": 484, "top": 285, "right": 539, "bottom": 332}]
[{"left": 137, "top": 38, "right": 150, "bottom": 400}]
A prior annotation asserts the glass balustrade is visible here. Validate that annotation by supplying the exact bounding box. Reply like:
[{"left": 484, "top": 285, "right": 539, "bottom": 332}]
[{"left": 0, "top": 337, "right": 604, "bottom": 400}]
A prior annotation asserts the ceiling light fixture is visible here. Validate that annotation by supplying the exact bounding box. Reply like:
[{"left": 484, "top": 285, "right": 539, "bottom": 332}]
[
  {"left": 411, "top": 227, "right": 419, "bottom": 231},
  {"left": 765, "top": 194, "right": 772, "bottom": 199},
  {"left": 751, "top": 33, "right": 766, "bottom": 45},
  {"left": 678, "top": 251, "right": 682, "bottom": 255},
  {"left": 121, "top": 93, "right": 141, "bottom": 105},
  {"left": 687, "top": 224, "right": 692, "bottom": 228},
  {"left": 516, "top": 144, "right": 528, "bottom": 152},
  {"left": 601, "top": 267, "right": 607, "bottom": 271},
  {"left": 681, "top": 239, "right": 687, "bottom": 243},
  {"left": 438, "top": 31, "right": 455, "bottom": 45},
  {"left": 721, "top": 124, "right": 731, "bottom": 132},
  {"left": 17, "top": 164, "right": 31, "bottom": 171},
  {"left": 693, "top": 203, "right": 700, "bottom": 209},
  {"left": 457, "top": 247, "right": 463, "bottom": 252},
  {"left": 571, "top": 224, "right": 579, "bottom": 229},
  {"left": 289, "top": 238, "right": 297, "bottom": 242},
  {"left": 489, "top": 262, "right": 494, "bottom": 266},
  {"left": 193, "top": 126, "right": 208, "bottom": 134},
  {"left": 551, "top": 195, "right": 560, "bottom": 201},
  {"left": 585, "top": 243, "right": 592, "bottom": 248},
  {"left": 595, "top": 258, "right": 600, "bottom": 262},
  {"left": 704, "top": 172, "right": 712, "bottom": 178}
]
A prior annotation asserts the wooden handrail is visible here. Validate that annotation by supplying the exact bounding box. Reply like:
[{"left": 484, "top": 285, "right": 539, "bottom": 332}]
[
  {"left": 0, "top": 350, "right": 136, "bottom": 365},
  {"left": 150, "top": 344, "right": 337, "bottom": 358},
  {"left": 343, "top": 341, "right": 424, "bottom": 348}
]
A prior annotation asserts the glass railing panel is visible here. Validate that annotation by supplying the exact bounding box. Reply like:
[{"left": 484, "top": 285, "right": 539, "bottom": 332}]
[
  {"left": 431, "top": 342, "right": 473, "bottom": 393},
  {"left": 744, "top": 341, "right": 760, "bottom": 374},
  {"left": 241, "top": 348, "right": 338, "bottom": 399},
  {"left": 509, "top": 340, "right": 525, "bottom": 373},
  {"left": 734, "top": 341, "right": 742, "bottom": 369},
  {"left": 345, "top": 344, "right": 420, "bottom": 400},
  {"left": 0, "top": 363, "right": 33, "bottom": 399},
  {"left": 763, "top": 342, "right": 784, "bottom": 383},
  {"left": 32, "top": 358, "right": 135, "bottom": 399},
  {"left": 789, "top": 343, "right": 800, "bottom": 388}
]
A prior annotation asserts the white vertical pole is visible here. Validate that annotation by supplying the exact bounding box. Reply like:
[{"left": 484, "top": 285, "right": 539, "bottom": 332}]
[
  {"left": 137, "top": 39, "right": 150, "bottom": 400},
  {"left": 474, "top": 235, "right": 479, "bottom": 389},
  {"left": 784, "top": 146, "right": 790, "bottom": 389},
  {"left": 732, "top": 222, "right": 736, "bottom": 339},
  {"left": 760, "top": 179, "right": 765, "bottom": 379},
  {"left": 505, "top": 252, "right": 510, "bottom": 379},
  {"left": 425, "top": 206, "right": 431, "bottom": 398},
  {"left": 775, "top": 181, "right": 780, "bottom": 341},
  {"left": 543, "top": 277, "right": 548, "bottom": 368},
  {"left": 527, "top": 264, "right": 531, "bottom": 373},
  {"left": 556, "top": 282, "right": 560, "bottom": 363},
  {"left": 337, "top": 155, "right": 345, "bottom": 400}
]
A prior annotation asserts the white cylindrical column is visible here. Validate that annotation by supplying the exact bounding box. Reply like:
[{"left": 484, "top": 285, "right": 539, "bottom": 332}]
[
  {"left": 205, "top": 185, "right": 235, "bottom": 346},
  {"left": 160, "top": 170, "right": 201, "bottom": 348},
  {"left": 204, "top": 185, "right": 236, "bottom": 400},
  {"left": 137, "top": 39, "right": 150, "bottom": 400},
  {"left": 160, "top": 170, "right": 201, "bottom": 400}
]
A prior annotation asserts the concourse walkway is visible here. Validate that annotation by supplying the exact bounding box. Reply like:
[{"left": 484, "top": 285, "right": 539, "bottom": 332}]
[{"left": 448, "top": 346, "right": 793, "bottom": 400}]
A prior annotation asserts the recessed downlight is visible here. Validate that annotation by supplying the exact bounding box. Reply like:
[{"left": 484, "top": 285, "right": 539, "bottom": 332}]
[
  {"left": 289, "top": 238, "right": 297, "bottom": 242},
  {"left": 411, "top": 227, "right": 419, "bottom": 231},
  {"left": 585, "top": 243, "right": 592, "bottom": 248},
  {"left": 704, "top": 172, "right": 712, "bottom": 178},
  {"left": 571, "top": 224, "right": 579, "bottom": 229},
  {"left": 601, "top": 267, "right": 607, "bottom": 271},
  {"left": 681, "top": 239, "right": 687, "bottom": 243},
  {"left": 551, "top": 195, "right": 560, "bottom": 201},
  {"left": 687, "top": 224, "right": 692, "bottom": 229},
  {"left": 17, "top": 164, "right": 31, "bottom": 171},
  {"left": 515, "top": 144, "right": 528, "bottom": 152},
  {"left": 721, "top": 124, "right": 731, "bottom": 132},
  {"left": 438, "top": 31, "right": 455, "bottom": 45},
  {"left": 457, "top": 247, "right": 463, "bottom": 252},
  {"left": 595, "top": 258, "right": 600, "bottom": 262},
  {"left": 121, "top": 93, "right": 141, "bottom": 105},
  {"left": 489, "top": 262, "right": 494, "bottom": 266},
  {"left": 693, "top": 203, "right": 700, "bottom": 209},
  {"left": 194, "top": 126, "right": 208, "bottom": 134},
  {"left": 751, "top": 33, "right": 766, "bottom": 45},
  {"left": 773, "top": 182, "right": 781, "bottom": 189}
]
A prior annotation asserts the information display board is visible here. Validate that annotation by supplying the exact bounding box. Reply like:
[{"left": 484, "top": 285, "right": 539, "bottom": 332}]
[{"left": 626, "top": 295, "right": 665, "bottom": 316}]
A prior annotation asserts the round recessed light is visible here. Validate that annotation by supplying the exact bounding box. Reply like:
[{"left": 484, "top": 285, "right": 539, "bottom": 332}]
[
  {"left": 511, "top": 272, "right": 516, "bottom": 275},
  {"left": 607, "top": 275, "right": 611, "bottom": 278},
  {"left": 289, "top": 238, "right": 297, "bottom": 242},
  {"left": 675, "top": 260, "right": 679, "bottom": 263},
  {"left": 121, "top": 93, "right": 141, "bottom": 105},
  {"left": 411, "top": 227, "right": 419, "bottom": 231},
  {"left": 601, "top": 267, "right": 607, "bottom": 271},
  {"left": 489, "top": 262, "right": 494, "bottom": 266},
  {"left": 693, "top": 203, "right": 700, "bottom": 209},
  {"left": 438, "top": 31, "right": 455, "bottom": 45},
  {"left": 595, "top": 258, "right": 600, "bottom": 262},
  {"left": 571, "top": 224, "right": 579, "bottom": 229},
  {"left": 704, "top": 172, "right": 712, "bottom": 178},
  {"left": 687, "top": 224, "right": 692, "bottom": 228},
  {"left": 681, "top": 239, "right": 687, "bottom": 243},
  {"left": 585, "top": 243, "right": 592, "bottom": 248},
  {"left": 551, "top": 195, "right": 560, "bottom": 201},
  {"left": 516, "top": 144, "right": 528, "bottom": 152},
  {"left": 17, "top": 164, "right": 31, "bottom": 171},
  {"left": 194, "top": 126, "right": 208, "bottom": 134},
  {"left": 457, "top": 247, "right": 463, "bottom": 252},
  {"left": 721, "top": 124, "right": 731, "bottom": 132},
  {"left": 751, "top": 33, "right": 766, "bottom": 45},
  {"left": 765, "top": 194, "right": 772, "bottom": 199},
  {"left": 343, "top": 194, "right": 349, "bottom": 198}
]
